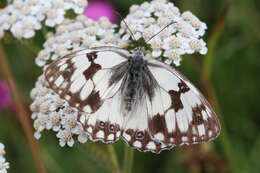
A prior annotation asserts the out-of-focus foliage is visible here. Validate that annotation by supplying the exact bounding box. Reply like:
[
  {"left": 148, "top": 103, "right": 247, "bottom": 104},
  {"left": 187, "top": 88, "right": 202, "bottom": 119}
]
[{"left": 0, "top": 0, "right": 259, "bottom": 173}]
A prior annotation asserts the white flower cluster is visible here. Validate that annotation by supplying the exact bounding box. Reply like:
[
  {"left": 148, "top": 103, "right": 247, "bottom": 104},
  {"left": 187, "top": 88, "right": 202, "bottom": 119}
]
[
  {"left": 119, "top": 0, "right": 207, "bottom": 66},
  {"left": 0, "top": 143, "right": 9, "bottom": 173},
  {"left": 30, "top": 75, "right": 88, "bottom": 147},
  {"left": 36, "top": 15, "right": 126, "bottom": 67},
  {"left": 0, "top": 0, "right": 87, "bottom": 39},
  {"left": 31, "top": 16, "right": 125, "bottom": 147}
]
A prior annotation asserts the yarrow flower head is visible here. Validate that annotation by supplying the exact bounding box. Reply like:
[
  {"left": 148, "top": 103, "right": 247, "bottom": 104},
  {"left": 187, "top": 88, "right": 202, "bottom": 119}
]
[
  {"left": 0, "top": 143, "right": 10, "bottom": 173},
  {"left": 119, "top": 0, "right": 208, "bottom": 66},
  {"left": 31, "top": 15, "right": 125, "bottom": 146},
  {"left": 0, "top": 0, "right": 87, "bottom": 39},
  {"left": 30, "top": 74, "right": 88, "bottom": 145},
  {"left": 35, "top": 15, "right": 126, "bottom": 66}
]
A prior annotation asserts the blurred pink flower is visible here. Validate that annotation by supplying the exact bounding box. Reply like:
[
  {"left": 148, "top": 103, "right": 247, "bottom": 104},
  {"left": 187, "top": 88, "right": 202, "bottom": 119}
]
[
  {"left": 84, "top": 0, "right": 117, "bottom": 23},
  {"left": 0, "top": 80, "right": 12, "bottom": 111}
]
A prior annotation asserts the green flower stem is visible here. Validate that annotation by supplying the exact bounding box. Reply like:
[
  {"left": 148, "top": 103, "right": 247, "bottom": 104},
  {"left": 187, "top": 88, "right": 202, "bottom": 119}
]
[
  {"left": 107, "top": 145, "right": 120, "bottom": 173},
  {"left": 122, "top": 145, "right": 134, "bottom": 173},
  {"left": 0, "top": 43, "right": 46, "bottom": 173}
]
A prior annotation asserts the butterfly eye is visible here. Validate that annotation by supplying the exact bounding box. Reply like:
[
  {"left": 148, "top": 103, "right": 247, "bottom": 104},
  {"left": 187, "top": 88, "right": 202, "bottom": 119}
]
[{"left": 136, "top": 131, "right": 144, "bottom": 139}]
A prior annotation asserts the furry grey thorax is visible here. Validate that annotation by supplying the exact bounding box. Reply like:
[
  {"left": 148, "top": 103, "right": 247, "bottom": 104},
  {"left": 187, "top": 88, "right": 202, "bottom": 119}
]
[
  {"left": 109, "top": 49, "right": 157, "bottom": 112},
  {"left": 123, "top": 50, "right": 146, "bottom": 111},
  {"left": 112, "top": 49, "right": 156, "bottom": 112}
]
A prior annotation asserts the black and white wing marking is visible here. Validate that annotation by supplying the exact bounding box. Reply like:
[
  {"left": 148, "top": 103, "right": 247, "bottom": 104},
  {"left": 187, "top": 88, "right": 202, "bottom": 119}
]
[
  {"left": 44, "top": 47, "right": 129, "bottom": 143},
  {"left": 121, "top": 94, "right": 171, "bottom": 153},
  {"left": 79, "top": 93, "right": 123, "bottom": 143},
  {"left": 146, "top": 59, "right": 221, "bottom": 148}
]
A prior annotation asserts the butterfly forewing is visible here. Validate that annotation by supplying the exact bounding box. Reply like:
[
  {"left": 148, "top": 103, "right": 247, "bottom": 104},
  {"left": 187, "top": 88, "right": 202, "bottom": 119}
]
[
  {"left": 45, "top": 47, "right": 128, "bottom": 113},
  {"left": 44, "top": 47, "right": 129, "bottom": 143}
]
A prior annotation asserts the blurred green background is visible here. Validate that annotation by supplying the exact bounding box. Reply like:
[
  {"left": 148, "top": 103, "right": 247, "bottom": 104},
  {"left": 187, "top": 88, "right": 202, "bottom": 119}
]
[{"left": 0, "top": 0, "right": 260, "bottom": 173}]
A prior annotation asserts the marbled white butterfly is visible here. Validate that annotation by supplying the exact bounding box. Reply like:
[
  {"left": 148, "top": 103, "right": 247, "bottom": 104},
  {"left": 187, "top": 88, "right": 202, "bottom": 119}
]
[{"left": 44, "top": 24, "right": 220, "bottom": 153}]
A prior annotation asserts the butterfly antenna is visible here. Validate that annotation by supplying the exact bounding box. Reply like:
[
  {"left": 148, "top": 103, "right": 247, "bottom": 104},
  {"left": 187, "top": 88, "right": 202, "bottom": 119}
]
[
  {"left": 113, "top": 11, "right": 137, "bottom": 41},
  {"left": 146, "top": 21, "right": 175, "bottom": 43}
]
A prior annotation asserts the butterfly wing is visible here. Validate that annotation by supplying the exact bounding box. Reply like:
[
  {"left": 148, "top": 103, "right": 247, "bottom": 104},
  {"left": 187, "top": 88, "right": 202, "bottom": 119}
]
[
  {"left": 45, "top": 47, "right": 129, "bottom": 143},
  {"left": 79, "top": 93, "right": 124, "bottom": 143},
  {"left": 45, "top": 47, "right": 129, "bottom": 112},
  {"left": 146, "top": 59, "right": 221, "bottom": 148},
  {"left": 121, "top": 94, "right": 172, "bottom": 153}
]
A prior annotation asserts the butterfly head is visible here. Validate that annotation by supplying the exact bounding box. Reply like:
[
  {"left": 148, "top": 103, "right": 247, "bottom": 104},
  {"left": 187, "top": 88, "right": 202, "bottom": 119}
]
[{"left": 131, "top": 47, "right": 145, "bottom": 59}]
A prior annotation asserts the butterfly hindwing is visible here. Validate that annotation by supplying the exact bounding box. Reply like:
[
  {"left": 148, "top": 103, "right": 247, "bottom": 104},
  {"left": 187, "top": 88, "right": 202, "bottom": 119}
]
[
  {"left": 146, "top": 60, "right": 221, "bottom": 147},
  {"left": 80, "top": 93, "right": 123, "bottom": 143},
  {"left": 121, "top": 96, "right": 171, "bottom": 153}
]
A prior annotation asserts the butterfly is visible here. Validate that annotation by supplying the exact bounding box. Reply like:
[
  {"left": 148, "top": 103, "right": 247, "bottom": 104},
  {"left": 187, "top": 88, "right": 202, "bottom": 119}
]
[{"left": 44, "top": 44, "right": 220, "bottom": 153}]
